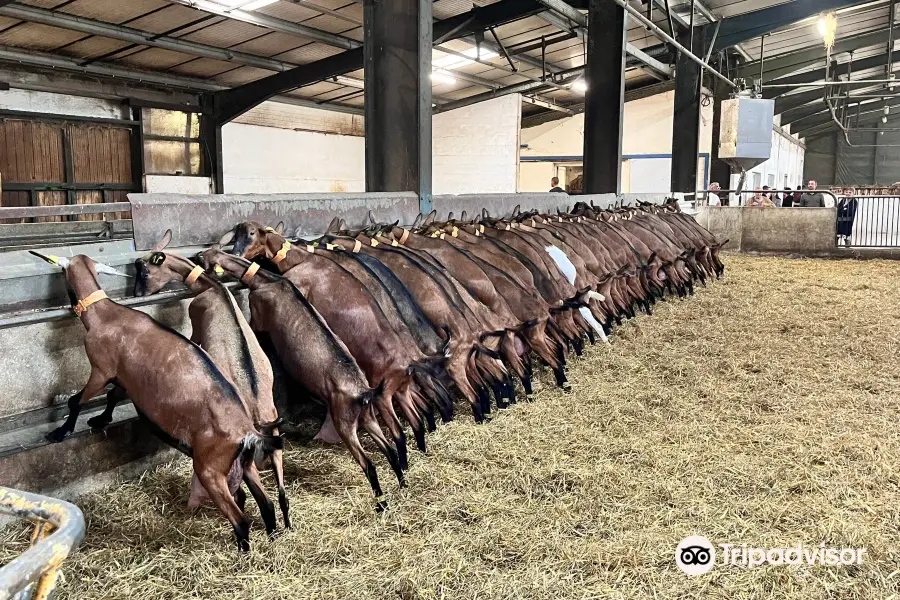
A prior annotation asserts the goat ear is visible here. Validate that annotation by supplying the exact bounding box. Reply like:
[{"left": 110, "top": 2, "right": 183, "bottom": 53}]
[
  {"left": 151, "top": 229, "right": 172, "bottom": 252},
  {"left": 218, "top": 229, "right": 235, "bottom": 246},
  {"left": 412, "top": 213, "right": 423, "bottom": 228},
  {"left": 447, "top": 211, "right": 454, "bottom": 221},
  {"left": 512, "top": 204, "right": 520, "bottom": 218},
  {"left": 326, "top": 216, "right": 340, "bottom": 233},
  {"left": 274, "top": 221, "right": 285, "bottom": 235},
  {"left": 460, "top": 210, "right": 467, "bottom": 222},
  {"left": 423, "top": 211, "right": 436, "bottom": 226},
  {"left": 367, "top": 210, "right": 375, "bottom": 225},
  {"left": 482, "top": 208, "right": 488, "bottom": 218}
]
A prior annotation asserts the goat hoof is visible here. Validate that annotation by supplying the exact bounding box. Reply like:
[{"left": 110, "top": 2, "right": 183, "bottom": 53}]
[
  {"left": 87, "top": 416, "right": 111, "bottom": 429},
  {"left": 45, "top": 427, "right": 70, "bottom": 443},
  {"left": 236, "top": 539, "right": 251, "bottom": 553},
  {"left": 561, "top": 383, "right": 572, "bottom": 393},
  {"left": 375, "top": 499, "right": 389, "bottom": 513},
  {"left": 526, "top": 394, "right": 536, "bottom": 402}
]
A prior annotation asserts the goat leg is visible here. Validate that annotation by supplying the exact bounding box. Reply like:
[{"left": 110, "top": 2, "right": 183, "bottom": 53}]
[
  {"left": 46, "top": 371, "right": 110, "bottom": 443},
  {"left": 87, "top": 384, "right": 127, "bottom": 430}
]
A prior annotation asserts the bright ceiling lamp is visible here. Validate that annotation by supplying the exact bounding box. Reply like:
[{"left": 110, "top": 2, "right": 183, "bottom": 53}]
[
  {"left": 433, "top": 45, "right": 499, "bottom": 71},
  {"left": 430, "top": 70, "right": 457, "bottom": 85},
  {"left": 571, "top": 79, "right": 588, "bottom": 93},
  {"left": 817, "top": 12, "right": 838, "bottom": 50}
]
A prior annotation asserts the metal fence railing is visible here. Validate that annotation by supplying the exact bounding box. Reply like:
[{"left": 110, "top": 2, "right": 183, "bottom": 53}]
[
  {"left": 0, "top": 487, "right": 85, "bottom": 600},
  {"left": 842, "top": 196, "right": 900, "bottom": 248}
]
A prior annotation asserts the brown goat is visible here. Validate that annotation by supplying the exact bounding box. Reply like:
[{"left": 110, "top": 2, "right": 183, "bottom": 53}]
[
  {"left": 133, "top": 229, "right": 290, "bottom": 529},
  {"left": 31, "top": 252, "right": 282, "bottom": 551},
  {"left": 196, "top": 248, "right": 402, "bottom": 510}
]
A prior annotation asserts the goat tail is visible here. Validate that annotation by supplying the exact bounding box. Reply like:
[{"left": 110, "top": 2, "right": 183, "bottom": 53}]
[
  {"left": 360, "top": 379, "right": 386, "bottom": 406},
  {"left": 255, "top": 417, "right": 285, "bottom": 435},
  {"left": 240, "top": 430, "right": 284, "bottom": 466}
]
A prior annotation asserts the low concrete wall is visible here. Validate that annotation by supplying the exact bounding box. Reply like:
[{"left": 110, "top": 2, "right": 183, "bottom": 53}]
[{"left": 697, "top": 207, "right": 836, "bottom": 253}]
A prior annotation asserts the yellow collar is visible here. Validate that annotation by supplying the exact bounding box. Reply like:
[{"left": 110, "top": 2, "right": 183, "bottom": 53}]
[
  {"left": 74, "top": 290, "right": 107, "bottom": 318},
  {"left": 370, "top": 238, "right": 379, "bottom": 247},
  {"left": 273, "top": 241, "right": 292, "bottom": 264},
  {"left": 241, "top": 262, "right": 260, "bottom": 284},
  {"left": 353, "top": 240, "right": 362, "bottom": 253},
  {"left": 399, "top": 229, "right": 410, "bottom": 244},
  {"left": 185, "top": 265, "right": 204, "bottom": 286}
]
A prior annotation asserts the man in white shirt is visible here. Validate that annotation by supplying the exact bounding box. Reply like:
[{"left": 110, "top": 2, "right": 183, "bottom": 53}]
[{"left": 707, "top": 182, "right": 722, "bottom": 206}]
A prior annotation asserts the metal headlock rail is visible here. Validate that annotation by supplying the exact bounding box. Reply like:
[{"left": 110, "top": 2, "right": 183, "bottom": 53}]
[
  {"left": 697, "top": 189, "right": 839, "bottom": 205},
  {"left": 0, "top": 487, "right": 85, "bottom": 600}
]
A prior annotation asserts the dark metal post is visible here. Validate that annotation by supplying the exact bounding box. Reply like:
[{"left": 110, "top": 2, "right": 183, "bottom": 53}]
[
  {"left": 710, "top": 74, "right": 731, "bottom": 199},
  {"left": 199, "top": 95, "right": 224, "bottom": 194},
  {"left": 130, "top": 106, "right": 146, "bottom": 192},
  {"left": 583, "top": 0, "right": 627, "bottom": 194},
  {"left": 363, "top": 0, "right": 432, "bottom": 213},
  {"left": 671, "top": 27, "right": 706, "bottom": 196}
]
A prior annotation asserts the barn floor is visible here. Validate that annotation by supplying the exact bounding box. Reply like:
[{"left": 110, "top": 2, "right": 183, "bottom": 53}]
[{"left": 4, "top": 255, "right": 900, "bottom": 599}]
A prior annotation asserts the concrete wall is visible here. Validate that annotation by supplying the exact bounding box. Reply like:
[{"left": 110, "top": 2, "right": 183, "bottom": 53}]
[
  {"left": 145, "top": 175, "right": 211, "bottom": 195},
  {"left": 696, "top": 206, "right": 836, "bottom": 253},
  {"left": 433, "top": 94, "right": 521, "bottom": 194},
  {"left": 222, "top": 123, "right": 367, "bottom": 194},
  {"left": 519, "top": 89, "right": 715, "bottom": 193},
  {"left": 0, "top": 88, "right": 128, "bottom": 119},
  {"left": 220, "top": 95, "right": 521, "bottom": 196}
]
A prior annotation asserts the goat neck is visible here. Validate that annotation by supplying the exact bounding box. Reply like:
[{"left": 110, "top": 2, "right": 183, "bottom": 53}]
[{"left": 66, "top": 256, "right": 112, "bottom": 330}]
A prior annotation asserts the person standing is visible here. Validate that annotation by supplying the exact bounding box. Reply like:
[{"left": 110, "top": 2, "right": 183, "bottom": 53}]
[
  {"left": 782, "top": 187, "right": 795, "bottom": 208},
  {"left": 798, "top": 180, "right": 826, "bottom": 207},
  {"left": 836, "top": 187, "right": 858, "bottom": 247},
  {"left": 748, "top": 189, "right": 775, "bottom": 207},
  {"left": 707, "top": 182, "right": 722, "bottom": 206},
  {"left": 549, "top": 177, "right": 565, "bottom": 193}
]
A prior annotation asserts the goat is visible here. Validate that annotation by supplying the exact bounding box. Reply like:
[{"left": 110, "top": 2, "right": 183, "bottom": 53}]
[
  {"left": 133, "top": 229, "right": 290, "bottom": 529},
  {"left": 197, "top": 248, "right": 401, "bottom": 511},
  {"left": 30, "top": 251, "right": 282, "bottom": 551}
]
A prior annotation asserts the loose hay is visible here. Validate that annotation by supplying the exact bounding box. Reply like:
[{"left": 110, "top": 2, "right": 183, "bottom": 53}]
[{"left": 3, "top": 254, "right": 900, "bottom": 599}]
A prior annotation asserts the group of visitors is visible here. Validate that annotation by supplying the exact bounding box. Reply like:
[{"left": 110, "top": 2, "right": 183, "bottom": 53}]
[{"left": 704, "top": 180, "right": 831, "bottom": 208}]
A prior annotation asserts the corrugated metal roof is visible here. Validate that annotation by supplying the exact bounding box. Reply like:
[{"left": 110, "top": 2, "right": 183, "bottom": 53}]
[{"left": 1, "top": 0, "right": 882, "bottom": 120}]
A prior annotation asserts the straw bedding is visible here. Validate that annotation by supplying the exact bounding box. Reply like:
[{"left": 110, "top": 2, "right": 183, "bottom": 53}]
[{"left": 3, "top": 254, "right": 899, "bottom": 599}]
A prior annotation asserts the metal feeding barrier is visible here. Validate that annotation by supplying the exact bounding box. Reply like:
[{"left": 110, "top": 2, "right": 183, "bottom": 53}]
[
  {"left": 842, "top": 195, "right": 900, "bottom": 248},
  {"left": 0, "top": 487, "right": 85, "bottom": 600},
  {"left": 695, "top": 189, "right": 838, "bottom": 207}
]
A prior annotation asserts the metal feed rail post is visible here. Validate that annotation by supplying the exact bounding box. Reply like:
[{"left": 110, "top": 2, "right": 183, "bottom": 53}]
[{"left": 0, "top": 487, "right": 85, "bottom": 600}]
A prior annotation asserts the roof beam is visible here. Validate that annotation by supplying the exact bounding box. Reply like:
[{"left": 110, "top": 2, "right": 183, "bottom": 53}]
[
  {"left": 794, "top": 96, "right": 899, "bottom": 134},
  {"left": 166, "top": 0, "right": 360, "bottom": 50},
  {"left": 762, "top": 51, "right": 895, "bottom": 99},
  {"left": 536, "top": 4, "right": 672, "bottom": 80},
  {"left": 798, "top": 104, "right": 900, "bottom": 139},
  {"left": 206, "top": 0, "right": 548, "bottom": 123},
  {"left": 736, "top": 29, "right": 891, "bottom": 81},
  {"left": 0, "top": 2, "right": 296, "bottom": 72},
  {"left": 710, "top": 0, "right": 872, "bottom": 52}
]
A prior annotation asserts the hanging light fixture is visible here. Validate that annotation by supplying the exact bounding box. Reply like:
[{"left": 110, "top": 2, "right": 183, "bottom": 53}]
[{"left": 818, "top": 12, "right": 838, "bottom": 50}]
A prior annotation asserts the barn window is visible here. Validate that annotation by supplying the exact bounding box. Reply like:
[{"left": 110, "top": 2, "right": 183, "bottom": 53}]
[{"left": 142, "top": 108, "right": 202, "bottom": 176}]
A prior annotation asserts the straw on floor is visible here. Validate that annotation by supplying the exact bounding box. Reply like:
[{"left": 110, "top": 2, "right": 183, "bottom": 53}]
[{"left": 3, "top": 254, "right": 899, "bottom": 599}]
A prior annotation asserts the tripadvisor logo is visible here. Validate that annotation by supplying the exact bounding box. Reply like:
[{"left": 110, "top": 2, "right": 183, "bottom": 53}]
[{"left": 675, "top": 536, "right": 867, "bottom": 575}]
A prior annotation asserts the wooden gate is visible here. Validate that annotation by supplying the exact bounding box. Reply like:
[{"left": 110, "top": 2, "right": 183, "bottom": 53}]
[{"left": 0, "top": 114, "right": 138, "bottom": 223}]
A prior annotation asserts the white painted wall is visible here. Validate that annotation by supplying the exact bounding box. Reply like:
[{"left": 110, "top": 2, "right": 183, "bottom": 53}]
[
  {"left": 221, "top": 95, "right": 522, "bottom": 195},
  {"left": 0, "top": 89, "right": 127, "bottom": 119},
  {"left": 432, "top": 94, "right": 521, "bottom": 195},
  {"left": 222, "top": 122, "right": 366, "bottom": 194},
  {"left": 145, "top": 175, "right": 211, "bottom": 194},
  {"left": 520, "top": 89, "right": 716, "bottom": 193}
]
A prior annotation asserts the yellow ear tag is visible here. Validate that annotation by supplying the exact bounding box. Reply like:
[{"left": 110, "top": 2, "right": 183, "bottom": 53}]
[
  {"left": 265, "top": 226, "right": 274, "bottom": 232},
  {"left": 47, "top": 255, "right": 60, "bottom": 265},
  {"left": 214, "top": 265, "right": 224, "bottom": 276},
  {"left": 306, "top": 245, "right": 315, "bottom": 253},
  {"left": 325, "top": 243, "right": 336, "bottom": 250},
  {"left": 353, "top": 240, "right": 362, "bottom": 253},
  {"left": 451, "top": 226, "right": 459, "bottom": 237},
  {"left": 431, "top": 231, "right": 440, "bottom": 238},
  {"left": 479, "top": 224, "right": 485, "bottom": 233},
  {"left": 391, "top": 240, "right": 398, "bottom": 247},
  {"left": 439, "top": 233, "right": 446, "bottom": 240},
  {"left": 370, "top": 238, "right": 379, "bottom": 247},
  {"left": 531, "top": 219, "right": 536, "bottom": 227},
  {"left": 505, "top": 224, "right": 510, "bottom": 230}
]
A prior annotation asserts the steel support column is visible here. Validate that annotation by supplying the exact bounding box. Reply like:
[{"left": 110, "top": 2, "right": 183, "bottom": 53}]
[
  {"left": 200, "top": 96, "right": 224, "bottom": 194},
  {"left": 582, "top": 0, "right": 627, "bottom": 194},
  {"left": 363, "top": 0, "right": 432, "bottom": 213},
  {"left": 671, "top": 28, "right": 705, "bottom": 195},
  {"left": 709, "top": 77, "right": 731, "bottom": 197}
]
